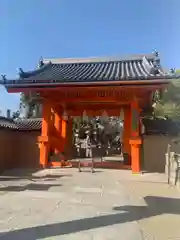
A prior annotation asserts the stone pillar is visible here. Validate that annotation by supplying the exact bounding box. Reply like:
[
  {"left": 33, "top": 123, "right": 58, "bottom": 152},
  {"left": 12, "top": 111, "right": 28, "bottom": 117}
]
[
  {"left": 129, "top": 99, "right": 142, "bottom": 173},
  {"left": 123, "top": 106, "right": 131, "bottom": 165},
  {"left": 38, "top": 101, "right": 51, "bottom": 168},
  {"left": 167, "top": 152, "right": 180, "bottom": 187}
]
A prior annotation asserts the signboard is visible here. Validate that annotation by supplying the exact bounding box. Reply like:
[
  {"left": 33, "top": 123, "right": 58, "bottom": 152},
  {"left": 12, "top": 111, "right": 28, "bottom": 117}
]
[{"left": 56, "top": 89, "right": 132, "bottom": 102}]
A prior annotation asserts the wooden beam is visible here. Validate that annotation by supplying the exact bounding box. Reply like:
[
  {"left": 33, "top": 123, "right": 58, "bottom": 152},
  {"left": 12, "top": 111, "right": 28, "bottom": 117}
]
[
  {"left": 42, "top": 88, "right": 133, "bottom": 103},
  {"left": 39, "top": 86, "right": 157, "bottom": 106},
  {"left": 66, "top": 109, "right": 121, "bottom": 116},
  {"left": 7, "top": 80, "right": 169, "bottom": 93}
]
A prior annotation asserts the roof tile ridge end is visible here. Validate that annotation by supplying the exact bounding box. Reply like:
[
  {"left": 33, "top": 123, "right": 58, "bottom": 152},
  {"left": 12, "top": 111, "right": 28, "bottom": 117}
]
[{"left": 19, "top": 62, "right": 52, "bottom": 79}]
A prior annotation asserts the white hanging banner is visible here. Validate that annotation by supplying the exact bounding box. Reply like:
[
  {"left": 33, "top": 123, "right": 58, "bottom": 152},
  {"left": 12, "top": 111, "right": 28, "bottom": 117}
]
[
  {"left": 101, "top": 110, "right": 108, "bottom": 121},
  {"left": 82, "top": 110, "right": 88, "bottom": 122},
  {"left": 62, "top": 109, "right": 68, "bottom": 120},
  {"left": 119, "top": 108, "right": 124, "bottom": 120}
]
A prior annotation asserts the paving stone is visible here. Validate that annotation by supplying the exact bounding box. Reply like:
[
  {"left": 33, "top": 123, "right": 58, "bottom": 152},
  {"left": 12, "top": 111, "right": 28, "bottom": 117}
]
[{"left": 0, "top": 168, "right": 179, "bottom": 239}]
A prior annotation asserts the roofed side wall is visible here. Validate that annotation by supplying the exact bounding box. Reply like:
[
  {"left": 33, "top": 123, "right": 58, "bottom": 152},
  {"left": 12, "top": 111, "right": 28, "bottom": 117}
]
[
  {"left": 0, "top": 130, "right": 40, "bottom": 173},
  {"left": 0, "top": 129, "right": 17, "bottom": 172},
  {"left": 144, "top": 135, "right": 180, "bottom": 173},
  {"left": 0, "top": 126, "right": 178, "bottom": 174}
]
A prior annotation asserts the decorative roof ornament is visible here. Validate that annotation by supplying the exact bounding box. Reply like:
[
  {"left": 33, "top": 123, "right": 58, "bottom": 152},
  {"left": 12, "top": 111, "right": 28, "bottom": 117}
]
[
  {"left": 153, "top": 50, "right": 159, "bottom": 58},
  {"left": 1, "top": 75, "right": 7, "bottom": 83},
  {"left": 38, "top": 56, "right": 44, "bottom": 68},
  {"left": 153, "top": 66, "right": 160, "bottom": 75},
  {"left": 18, "top": 68, "right": 24, "bottom": 78},
  {"left": 151, "top": 57, "right": 160, "bottom": 75},
  {"left": 170, "top": 68, "right": 175, "bottom": 74}
]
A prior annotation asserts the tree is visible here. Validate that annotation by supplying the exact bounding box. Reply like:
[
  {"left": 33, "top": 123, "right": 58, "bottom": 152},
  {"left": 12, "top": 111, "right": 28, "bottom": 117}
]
[
  {"left": 20, "top": 92, "right": 42, "bottom": 118},
  {"left": 154, "top": 70, "right": 180, "bottom": 120},
  {"left": 12, "top": 110, "right": 20, "bottom": 119}
]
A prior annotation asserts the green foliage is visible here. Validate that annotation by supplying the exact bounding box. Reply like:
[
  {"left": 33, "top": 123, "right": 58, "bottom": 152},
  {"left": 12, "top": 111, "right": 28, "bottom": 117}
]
[
  {"left": 20, "top": 92, "right": 42, "bottom": 118},
  {"left": 12, "top": 110, "right": 20, "bottom": 119},
  {"left": 154, "top": 71, "right": 180, "bottom": 120}
]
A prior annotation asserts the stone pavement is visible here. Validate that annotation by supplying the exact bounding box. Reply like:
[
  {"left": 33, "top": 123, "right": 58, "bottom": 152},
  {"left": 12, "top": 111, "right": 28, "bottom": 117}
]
[{"left": 0, "top": 168, "right": 179, "bottom": 239}]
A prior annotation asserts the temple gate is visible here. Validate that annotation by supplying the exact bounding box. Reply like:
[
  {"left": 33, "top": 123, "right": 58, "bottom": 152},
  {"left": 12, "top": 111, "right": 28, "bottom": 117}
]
[{"left": 1, "top": 52, "right": 174, "bottom": 173}]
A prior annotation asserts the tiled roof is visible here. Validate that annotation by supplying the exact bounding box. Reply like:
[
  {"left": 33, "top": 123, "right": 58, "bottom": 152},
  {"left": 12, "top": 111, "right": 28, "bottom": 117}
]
[
  {"left": 1, "top": 52, "right": 175, "bottom": 87},
  {"left": 0, "top": 117, "right": 18, "bottom": 130},
  {"left": 14, "top": 118, "right": 42, "bottom": 130},
  {"left": 0, "top": 117, "right": 179, "bottom": 136},
  {"left": 0, "top": 117, "right": 41, "bottom": 131}
]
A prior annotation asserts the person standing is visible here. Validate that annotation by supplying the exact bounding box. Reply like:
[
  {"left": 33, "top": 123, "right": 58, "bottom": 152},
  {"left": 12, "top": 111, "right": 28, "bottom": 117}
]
[{"left": 85, "top": 130, "right": 92, "bottom": 158}]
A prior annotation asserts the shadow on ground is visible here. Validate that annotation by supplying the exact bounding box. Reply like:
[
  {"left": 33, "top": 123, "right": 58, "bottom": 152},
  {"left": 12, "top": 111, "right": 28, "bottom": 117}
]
[
  {"left": 0, "top": 174, "right": 72, "bottom": 182},
  {"left": 0, "top": 183, "right": 62, "bottom": 192},
  {"left": 1, "top": 196, "right": 180, "bottom": 239}
]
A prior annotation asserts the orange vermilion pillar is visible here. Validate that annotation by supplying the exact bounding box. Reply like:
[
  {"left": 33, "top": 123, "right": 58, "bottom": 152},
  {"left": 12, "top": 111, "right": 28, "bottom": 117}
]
[
  {"left": 123, "top": 106, "right": 131, "bottom": 165},
  {"left": 61, "top": 118, "right": 67, "bottom": 153},
  {"left": 38, "top": 101, "right": 51, "bottom": 168},
  {"left": 129, "top": 99, "right": 142, "bottom": 174},
  {"left": 54, "top": 109, "right": 62, "bottom": 154}
]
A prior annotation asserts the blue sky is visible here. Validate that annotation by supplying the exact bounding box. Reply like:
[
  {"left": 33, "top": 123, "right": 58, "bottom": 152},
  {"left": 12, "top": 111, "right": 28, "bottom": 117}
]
[{"left": 0, "top": 0, "right": 180, "bottom": 113}]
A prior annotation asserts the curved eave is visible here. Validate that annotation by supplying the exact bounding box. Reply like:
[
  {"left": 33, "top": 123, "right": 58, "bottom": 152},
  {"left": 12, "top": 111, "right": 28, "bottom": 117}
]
[
  {"left": 1, "top": 52, "right": 177, "bottom": 92},
  {"left": 2, "top": 73, "right": 175, "bottom": 87},
  {"left": 3, "top": 78, "right": 173, "bottom": 93},
  {"left": 8, "top": 54, "right": 165, "bottom": 82},
  {"left": 18, "top": 62, "right": 52, "bottom": 78}
]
